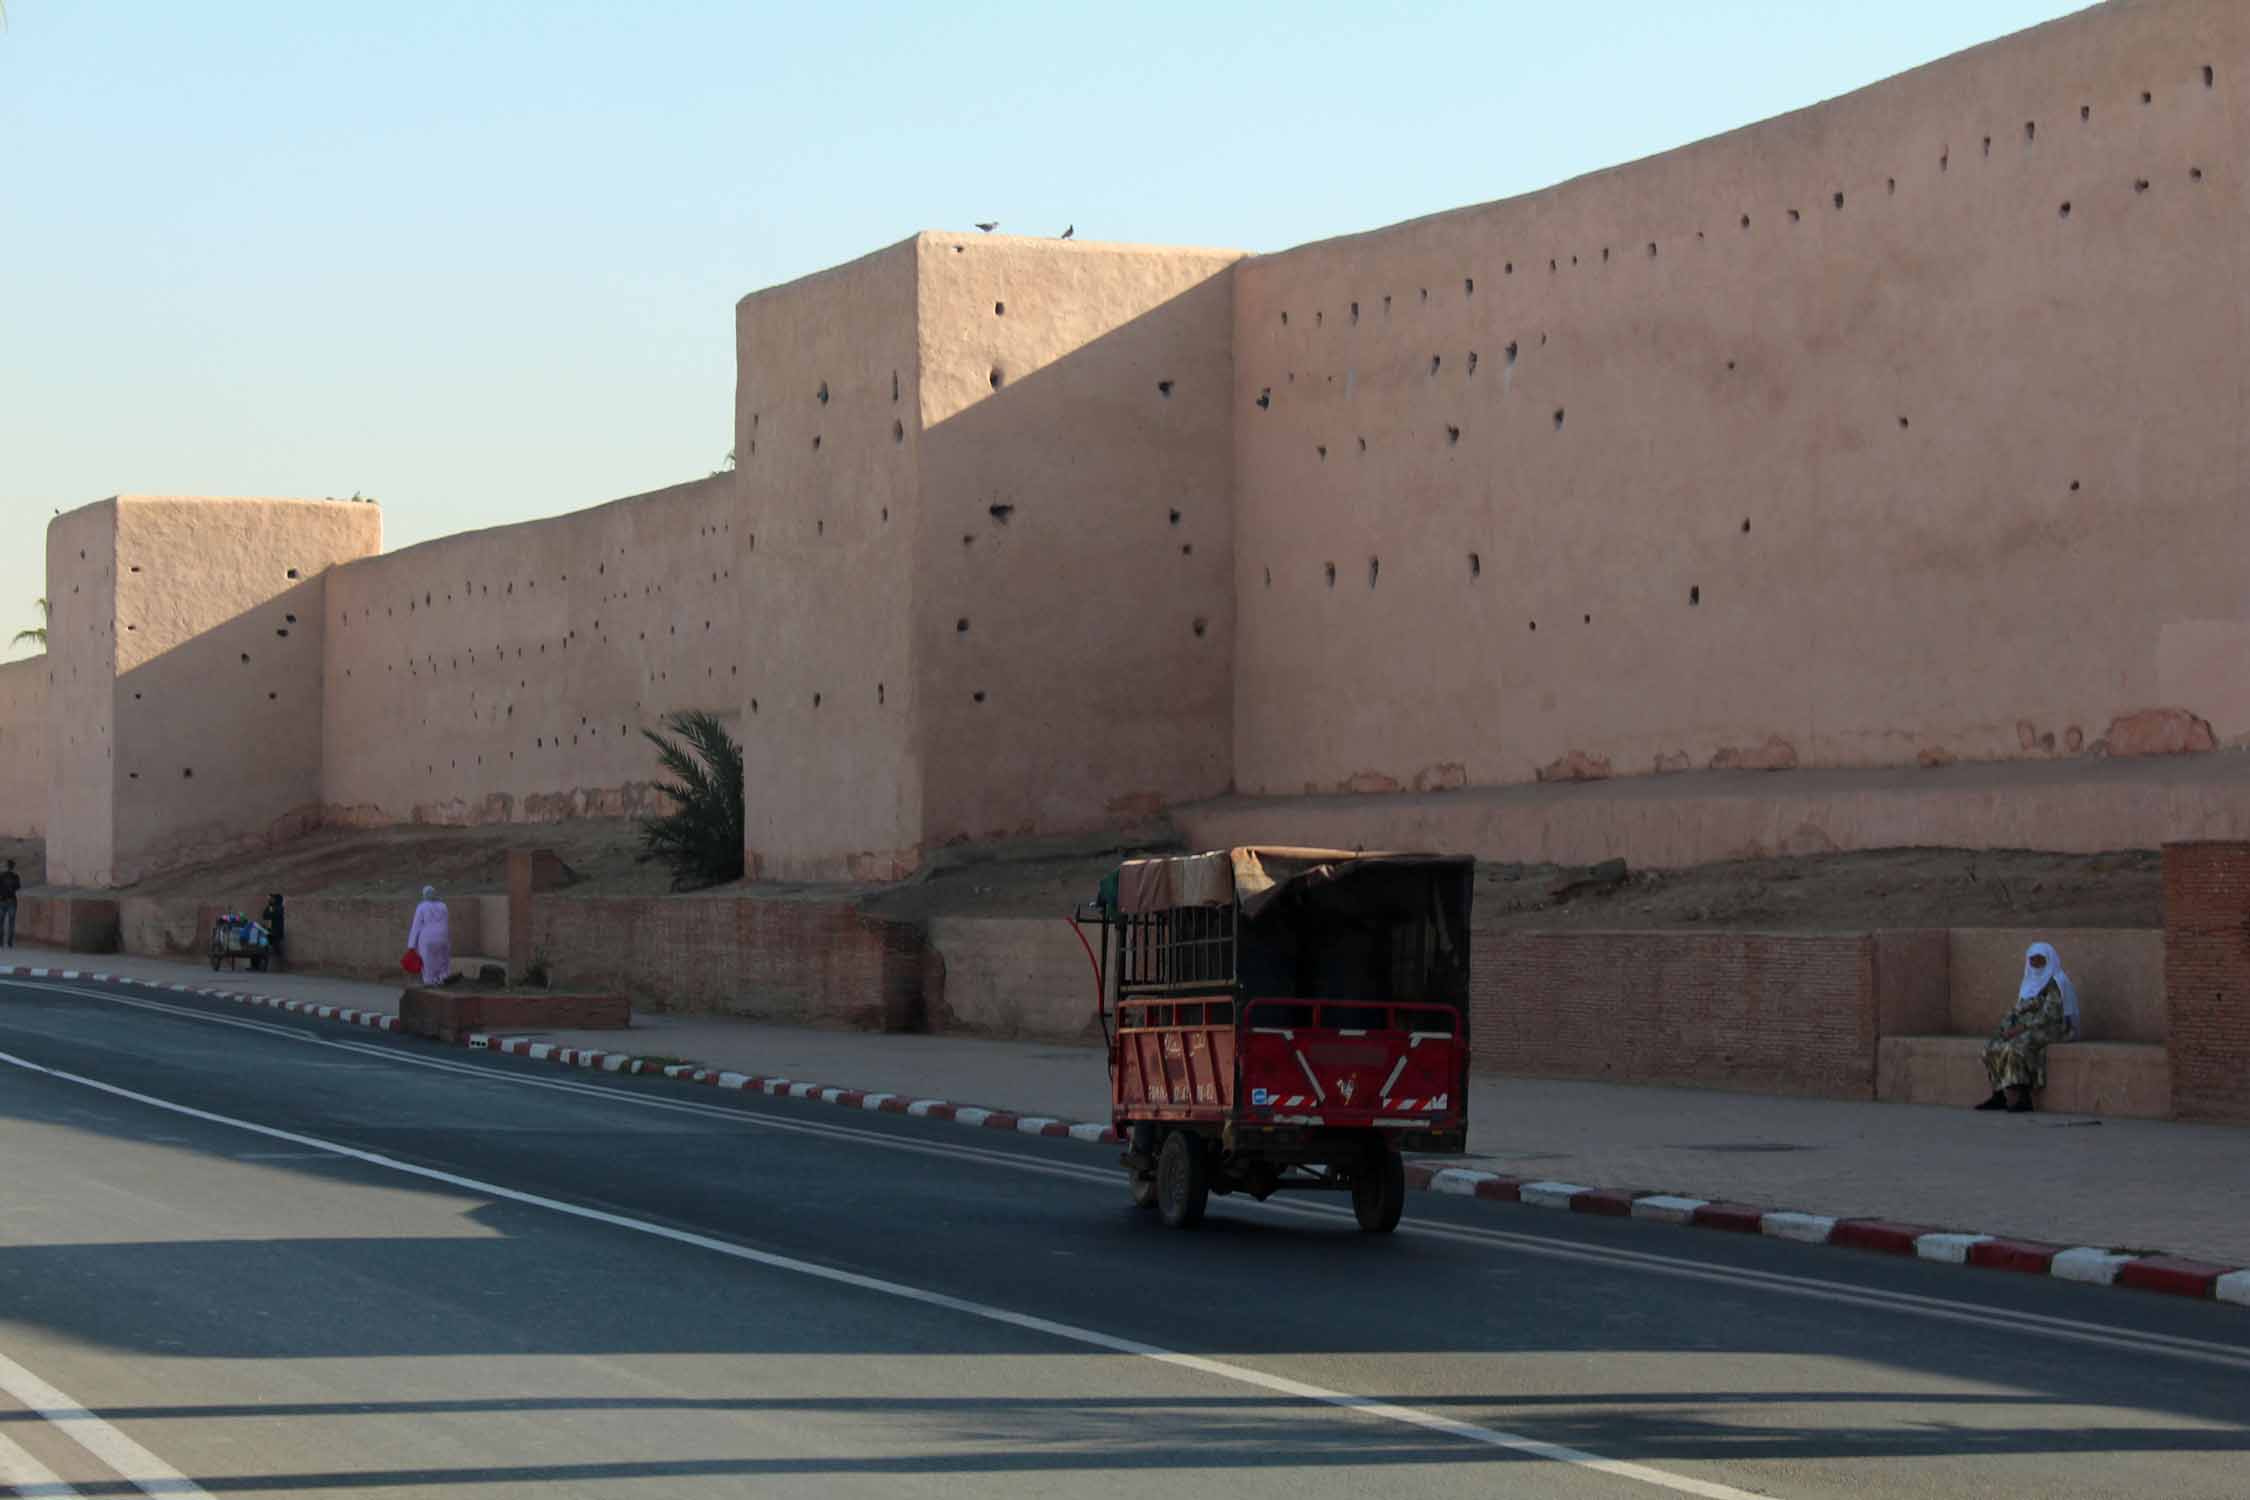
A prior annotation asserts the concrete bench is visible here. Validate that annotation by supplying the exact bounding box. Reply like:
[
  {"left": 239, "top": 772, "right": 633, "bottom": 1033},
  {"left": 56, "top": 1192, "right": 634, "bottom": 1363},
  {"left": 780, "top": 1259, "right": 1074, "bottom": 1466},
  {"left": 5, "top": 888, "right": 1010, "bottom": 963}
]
[{"left": 1877, "top": 1035, "right": 2171, "bottom": 1119}]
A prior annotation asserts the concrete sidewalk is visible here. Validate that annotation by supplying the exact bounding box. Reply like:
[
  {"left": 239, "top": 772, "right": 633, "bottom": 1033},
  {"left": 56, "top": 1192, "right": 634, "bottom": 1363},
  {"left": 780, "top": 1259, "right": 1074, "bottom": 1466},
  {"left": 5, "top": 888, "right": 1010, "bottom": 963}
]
[{"left": 18, "top": 947, "right": 2250, "bottom": 1267}]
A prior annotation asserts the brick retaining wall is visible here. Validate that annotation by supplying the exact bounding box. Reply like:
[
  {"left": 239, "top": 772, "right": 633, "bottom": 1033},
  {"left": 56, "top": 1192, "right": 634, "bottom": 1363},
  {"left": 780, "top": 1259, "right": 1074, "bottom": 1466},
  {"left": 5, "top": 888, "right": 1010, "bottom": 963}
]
[
  {"left": 1472, "top": 930, "right": 1885, "bottom": 1098},
  {"left": 2162, "top": 842, "right": 2250, "bottom": 1124}
]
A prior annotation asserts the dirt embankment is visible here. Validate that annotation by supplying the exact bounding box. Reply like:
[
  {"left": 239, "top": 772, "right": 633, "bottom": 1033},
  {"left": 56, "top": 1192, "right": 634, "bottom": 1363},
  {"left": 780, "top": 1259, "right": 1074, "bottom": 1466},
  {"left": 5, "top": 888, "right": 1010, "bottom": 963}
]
[{"left": 21, "top": 823, "right": 2163, "bottom": 933}]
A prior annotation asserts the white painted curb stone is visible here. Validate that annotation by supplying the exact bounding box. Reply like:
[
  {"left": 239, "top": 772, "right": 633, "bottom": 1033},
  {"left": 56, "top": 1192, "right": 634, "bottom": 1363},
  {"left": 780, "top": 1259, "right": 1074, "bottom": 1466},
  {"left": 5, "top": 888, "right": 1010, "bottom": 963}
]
[
  {"left": 1429, "top": 1168, "right": 1494, "bottom": 1197},
  {"left": 1914, "top": 1233, "right": 1994, "bottom": 1264},
  {"left": 1520, "top": 1181, "right": 1589, "bottom": 1209},
  {"left": 2217, "top": 1270, "right": 2250, "bottom": 1308},
  {"left": 1631, "top": 1195, "right": 1709, "bottom": 1225},
  {"left": 1761, "top": 1212, "right": 1839, "bottom": 1244},
  {"left": 2051, "top": 1248, "right": 2136, "bottom": 1286}
]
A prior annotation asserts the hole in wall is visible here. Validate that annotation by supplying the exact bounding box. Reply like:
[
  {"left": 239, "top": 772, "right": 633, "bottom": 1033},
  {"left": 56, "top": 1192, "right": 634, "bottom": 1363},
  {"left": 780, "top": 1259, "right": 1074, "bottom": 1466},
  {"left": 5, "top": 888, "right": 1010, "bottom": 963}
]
[
  {"left": 1742, "top": 518, "right": 1752, "bottom": 532},
  {"left": 1505, "top": 261, "right": 1514, "bottom": 275},
  {"left": 1505, "top": 341, "right": 1518, "bottom": 367},
  {"left": 878, "top": 683, "right": 886, "bottom": 704},
  {"left": 1689, "top": 585, "right": 1701, "bottom": 606},
  {"left": 1464, "top": 277, "right": 1474, "bottom": 295},
  {"left": 812, "top": 435, "right": 822, "bottom": 450},
  {"left": 1324, "top": 562, "right": 1336, "bottom": 588},
  {"left": 2142, "top": 91, "right": 2153, "bottom": 104},
  {"left": 813, "top": 693, "right": 822, "bottom": 707},
  {"left": 1468, "top": 553, "right": 1481, "bottom": 579},
  {"left": 994, "top": 301, "right": 1006, "bottom": 316},
  {"left": 882, "top": 507, "right": 890, "bottom": 522},
  {"left": 1787, "top": 209, "right": 1801, "bottom": 223},
  {"left": 1940, "top": 150, "right": 1949, "bottom": 172},
  {"left": 286, "top": 568, "right": 299, "bottom": 579},
  {"left": 989, "top": 503, "right": 1014, "bottom": 523},
  {"left": 1263, "top": 567, "right": 1271, "bottom": 589},
  {"left": 1740, "top": 214, "right": 1751, "bottom": 229},
  {"left": 894, "top": 419, "right": 905, "bottom": 442},
  {"left": 1357, "top": 436, "right": 1367, "bottom": 452},
  {"left": 1583, "top": 614, "right": 1592, "bottom": 624},
  {"left": 1601, "top": 247, "right": 1610, "bottom": 262},
  {"left": 1317, "top": 445, "right": 1327, "bottom": 460},
  {"left": 182, "top": 768, "right": 193, "bottom": 779},
  {"left": 1350, "top": 301, "right": 1360, "bottom": 324},
  {"left": 1467, "top": 350, "right": 1479, "bottom": 374},
  {"left": 2206, "top": 65, "right": 2216, "bottom": 88},
  {"left": 1553, "top": 408, "right": 1566, "bottom": 431},
  {"left": 2191, "top": 166, "right": 2205, "bottom": 181},
  {"left": 957, "top": 617, "right": 970, "bottom": 633},
  {"left": 893, "top": 372, "right": 900, "bottom": 401},
  {"left": 1181, "top": 543, "right": 1193, "bottom": 556},
  {"left": 1899, "top": 416, "right": 1911, "bottom": 429},
  {"left": 276, "top": 628, "right": 289, "bottom": 638},
  {"left": 972, "top": 691, "right": 986, "bottom": 703},
  {"left": 1157, "top": 380, "right": 1174, "bottom": 397},
  {"left": 1648, "top": 241, "right": 1658, "bottom": 257},
  {"left": 1168, "top": 508, "right": 1182, "bottom": 525},
  {"left": 2025, "top": 120, "right": 2036, "bottom": 143},
  {"left": 2058, "top": 200, "right": 2072, "bottom": 218},
  {"left": 1528, "top": 620, "right": 1537, "bottom": 632},
  {"left": 1429, "top": 354, "right": 1441, "bottom": 375},
  {"left": 1316, "top": 310, "right": 1323, "bottom": 326},
  {"left": 1192, "top": 617, "right": 1208, "bottom": 637},
  {"left": 1256, "top": 389, "right": 1271, "bottom": 410},
  {"left": 1445, "top": 424, "right": 1461, "bottom": 446},
  {"left": 1833, "top": 191, "right": 1844, "bottom": 210},
  {"left": 1887, "top": 177, "right": 1896, "bottom": 194},
  {"left": 2082, "top": 104, "right": 2092, "bottom": 122},
  {"left": 1280, "top": 311, "right": 1288, "bottom": 325},
  {"left": 989, "top": 368, "right": 1003, "bottom": 390},
  {"left": 1983, "top": 136, "right": 1992, "bottom": 157},
  {"left": 1418, "top": 288, "right": 1427, "bottom": 303},
  {"left": 2071, "top": 480, "right": 2082, "bottom": 492},
  {"left": 817, "top": 380, "right": 830, "bottom": 405},
  {"left": 284, "top": 614, "right": 297, "bottom": 624},
  {"left": 2136, "top": 178, "right": 2152, "bottom": 193},
  {"left": 1367, "top": 558, "right": 1380, "bottom": 588},
  {"left": 1726, "top": 359, "right": 1737, "bottom": 371}
]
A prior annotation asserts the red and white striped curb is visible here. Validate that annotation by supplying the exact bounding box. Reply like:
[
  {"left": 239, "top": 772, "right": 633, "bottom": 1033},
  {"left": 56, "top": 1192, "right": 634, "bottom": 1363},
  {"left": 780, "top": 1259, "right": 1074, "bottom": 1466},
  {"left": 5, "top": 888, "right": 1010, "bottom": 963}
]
[
  {"left": 464, "top": 1033, "right": 1120, "bottom": 1142},
  {"left": 9, "top": 962, "right": 2246, "bottom": 1306},
  {"left": 2, "top": 965, "right": 402, "bottom": 1032},
  {"left": 1404, "top": 1164, "right": 2250, "bottom": 1307}
]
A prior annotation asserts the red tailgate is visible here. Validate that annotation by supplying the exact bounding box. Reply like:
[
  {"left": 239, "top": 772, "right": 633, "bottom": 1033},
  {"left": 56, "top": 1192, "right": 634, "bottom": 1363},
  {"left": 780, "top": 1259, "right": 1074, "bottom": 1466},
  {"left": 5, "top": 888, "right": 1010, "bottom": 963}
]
[{"left": 1239, "top": 1000, "right": 1461, "bottom": 1125}]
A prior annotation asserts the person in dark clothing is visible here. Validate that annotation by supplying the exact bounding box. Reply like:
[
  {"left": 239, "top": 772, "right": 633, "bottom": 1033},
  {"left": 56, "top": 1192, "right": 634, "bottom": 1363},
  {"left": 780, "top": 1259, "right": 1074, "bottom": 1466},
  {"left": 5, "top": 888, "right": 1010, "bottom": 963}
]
[
  {"left": 0, "top": 859, "right": 19, "bottom": 948},
  {"left": 261, "top": 892, "right": 286, "bottom": 972}
]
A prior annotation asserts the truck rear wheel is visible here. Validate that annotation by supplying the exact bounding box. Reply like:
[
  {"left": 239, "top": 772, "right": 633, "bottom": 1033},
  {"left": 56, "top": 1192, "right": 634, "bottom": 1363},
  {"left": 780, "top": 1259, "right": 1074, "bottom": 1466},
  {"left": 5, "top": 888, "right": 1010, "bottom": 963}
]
[
  {"left": 1156, "top": 1131, "right": 1209, "bottom": 1229},
  {"left": 1353, "top": 1147, "right": 1406, "bottom": 1234}
]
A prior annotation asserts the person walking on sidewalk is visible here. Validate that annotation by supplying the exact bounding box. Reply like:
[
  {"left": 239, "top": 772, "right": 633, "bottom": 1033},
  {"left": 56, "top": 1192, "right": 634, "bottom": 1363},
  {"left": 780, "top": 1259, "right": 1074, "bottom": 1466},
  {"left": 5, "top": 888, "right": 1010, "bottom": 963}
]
[
  {"left": 0, "top": 859, "right": 18, "bottom": 949},
  {"left": 1976, "top": 940, "right": 2078, "bottom": 1114},
  {"left": 406, "top": 885, "right": 453, "bottom": 987},
  {"left": 260, "top": 892, "right": 287, "bottom": 972}
]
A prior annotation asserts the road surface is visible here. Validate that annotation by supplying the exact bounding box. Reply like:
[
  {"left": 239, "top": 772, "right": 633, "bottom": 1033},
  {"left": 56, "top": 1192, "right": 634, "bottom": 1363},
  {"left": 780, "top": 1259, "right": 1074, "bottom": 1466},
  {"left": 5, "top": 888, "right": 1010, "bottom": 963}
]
[{"left": 1, "top": 972, "right": 2244, "bottom": 1498}]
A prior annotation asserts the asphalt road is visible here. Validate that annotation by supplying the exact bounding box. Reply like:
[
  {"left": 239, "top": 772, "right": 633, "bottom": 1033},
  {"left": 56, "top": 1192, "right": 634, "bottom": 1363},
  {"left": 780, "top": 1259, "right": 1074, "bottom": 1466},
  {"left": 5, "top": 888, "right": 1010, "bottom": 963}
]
[{"left": 1, "top": 974, "right": 2245, "bottom": 1499}]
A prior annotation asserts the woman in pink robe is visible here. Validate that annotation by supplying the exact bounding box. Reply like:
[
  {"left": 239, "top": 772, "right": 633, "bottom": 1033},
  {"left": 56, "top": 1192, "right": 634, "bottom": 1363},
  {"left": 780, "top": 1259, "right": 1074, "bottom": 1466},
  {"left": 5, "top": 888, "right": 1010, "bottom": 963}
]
[{"left": 406, "top": 885, "right": 452, "bottom": 986}]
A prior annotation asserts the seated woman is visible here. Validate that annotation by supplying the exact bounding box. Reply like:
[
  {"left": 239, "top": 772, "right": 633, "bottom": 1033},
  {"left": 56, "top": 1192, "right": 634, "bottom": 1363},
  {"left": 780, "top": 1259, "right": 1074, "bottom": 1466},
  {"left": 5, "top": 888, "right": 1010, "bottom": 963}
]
[{"left": 1977, "top": 941, "right": 2079, "bottom": 1113}]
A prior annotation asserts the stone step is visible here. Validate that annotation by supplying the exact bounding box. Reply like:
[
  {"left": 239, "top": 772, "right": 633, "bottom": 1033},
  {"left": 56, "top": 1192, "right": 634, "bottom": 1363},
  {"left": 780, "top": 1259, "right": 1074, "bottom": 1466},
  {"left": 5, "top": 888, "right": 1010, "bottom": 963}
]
[{"left": 1877, "top": 1035, "right": 2171, "bottom": 1119}]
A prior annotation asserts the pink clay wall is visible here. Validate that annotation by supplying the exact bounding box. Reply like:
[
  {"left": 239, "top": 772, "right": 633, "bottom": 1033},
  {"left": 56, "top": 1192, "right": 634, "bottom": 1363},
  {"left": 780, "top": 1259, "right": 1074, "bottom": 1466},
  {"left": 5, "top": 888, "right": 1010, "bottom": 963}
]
[
  {"left": 47, "top": 497, "right": 381, "bottom": 886},
  {"left": 913, "top": 234, "right": 1241, "bottom": 851},
  {"left": 0, "top": 659, "right": 47, "bottom": 838},
  {"left": 320, "top": 475, "right": 739, "bottom": 828},
  {"left": 735, "top": 240, "right": 923, "bottom": 881},
  {"left": 1231, "top": 0, "right": 2250, "bottom": 800}
]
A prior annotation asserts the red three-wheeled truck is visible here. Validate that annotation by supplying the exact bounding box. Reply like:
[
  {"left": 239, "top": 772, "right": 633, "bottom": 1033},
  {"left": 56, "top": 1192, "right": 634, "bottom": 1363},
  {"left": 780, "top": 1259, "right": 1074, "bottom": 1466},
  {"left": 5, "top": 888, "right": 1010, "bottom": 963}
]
[{"left": 1075, "top": 847, "right": 1474, "bottom": 1233}]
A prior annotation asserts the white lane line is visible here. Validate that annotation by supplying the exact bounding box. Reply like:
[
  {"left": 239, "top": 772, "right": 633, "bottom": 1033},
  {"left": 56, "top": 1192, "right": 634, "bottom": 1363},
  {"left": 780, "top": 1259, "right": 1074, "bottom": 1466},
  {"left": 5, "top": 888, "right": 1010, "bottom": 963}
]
[
  {"left": 0, "top": 1349, "right": 210, "bottom": 1498},
  {"left": 19, "top": 980, "right": 2250, "bottom": 1373},
  {"left": 0, "top": 1426, "right": 83, "bottom": 1498},
  {"left": 0, "top": 1046, "right": 1759, "bottom": 1500}
]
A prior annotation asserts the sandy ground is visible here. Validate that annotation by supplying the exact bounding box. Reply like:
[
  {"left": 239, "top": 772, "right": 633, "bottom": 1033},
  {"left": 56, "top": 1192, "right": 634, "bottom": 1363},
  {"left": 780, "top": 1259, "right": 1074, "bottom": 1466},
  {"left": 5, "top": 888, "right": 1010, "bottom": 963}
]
[{"left": 19, "top": 824, "right": 2162, "bottom": 931}]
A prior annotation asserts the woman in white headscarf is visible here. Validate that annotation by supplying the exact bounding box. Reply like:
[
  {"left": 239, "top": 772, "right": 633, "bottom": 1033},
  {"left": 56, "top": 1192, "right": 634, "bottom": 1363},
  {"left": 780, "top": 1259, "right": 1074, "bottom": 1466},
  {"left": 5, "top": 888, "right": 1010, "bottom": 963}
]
[
  {"left": 406, "top": 885, "right": 453, "bottom": 987},
  {"left": 1977, "top": 940, "right": 2078, "bottom": 1113}
]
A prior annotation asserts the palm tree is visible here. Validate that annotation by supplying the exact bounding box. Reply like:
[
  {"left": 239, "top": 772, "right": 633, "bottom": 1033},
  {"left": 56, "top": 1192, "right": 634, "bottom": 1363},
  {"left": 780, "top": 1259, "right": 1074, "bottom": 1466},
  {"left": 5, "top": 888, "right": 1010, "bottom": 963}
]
[
  {"left": 11, "top": 599, "right": 47, "bottom": 652},
  {"left": 637, "top": 709, "right": 746, "bottom": 890}
]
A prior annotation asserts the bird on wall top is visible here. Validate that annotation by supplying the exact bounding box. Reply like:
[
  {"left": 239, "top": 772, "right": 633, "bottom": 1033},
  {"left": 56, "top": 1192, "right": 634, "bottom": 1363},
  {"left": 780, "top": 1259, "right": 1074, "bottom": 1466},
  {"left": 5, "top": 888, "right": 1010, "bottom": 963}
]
[
  {"left": 1060, "top": 224, "right": 1074, "bottom": 239},
  {"left": 975, "top": 221, "right": 998, "bottom": 233}
]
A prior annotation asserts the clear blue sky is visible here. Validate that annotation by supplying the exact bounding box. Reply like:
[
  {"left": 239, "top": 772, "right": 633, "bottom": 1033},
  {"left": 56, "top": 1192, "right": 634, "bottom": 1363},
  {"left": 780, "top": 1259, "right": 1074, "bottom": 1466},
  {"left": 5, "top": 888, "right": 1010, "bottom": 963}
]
[{"left": 0, "top": 0, "right": 2091, "bottom": 659}]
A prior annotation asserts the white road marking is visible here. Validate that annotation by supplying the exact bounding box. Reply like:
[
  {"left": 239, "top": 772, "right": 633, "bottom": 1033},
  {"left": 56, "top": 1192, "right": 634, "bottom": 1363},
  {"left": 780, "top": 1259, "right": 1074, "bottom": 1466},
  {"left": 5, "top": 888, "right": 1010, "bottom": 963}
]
[
  {"left": 0, "top": 1046, "right": 1761, "bottom": 1500},
  {"left": 0, "top": 1349, "right": 210, "bottom": 1498},
  {"left": 0, "top": 1427, "right": 83, "bottom": 1498},
  {"left": 14, "top": 978, "right": 2250, "bottom": 1376}
]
